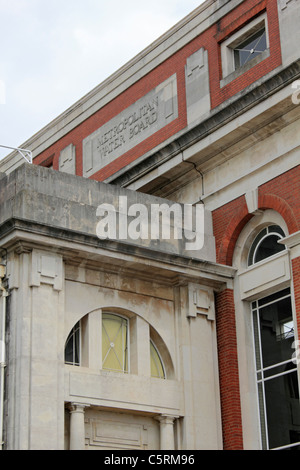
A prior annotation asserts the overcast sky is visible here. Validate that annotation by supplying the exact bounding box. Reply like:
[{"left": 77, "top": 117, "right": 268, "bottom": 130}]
[{"left": 0, "top": 0, "right": 204, "bottom": 161}]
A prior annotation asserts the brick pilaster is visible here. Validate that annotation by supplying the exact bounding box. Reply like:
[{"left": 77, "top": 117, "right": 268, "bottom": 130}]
[{"left": 215, "top": 288, "right": 243, "bottom": 450}]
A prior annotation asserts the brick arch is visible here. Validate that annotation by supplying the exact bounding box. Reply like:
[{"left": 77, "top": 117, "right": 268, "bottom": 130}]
[
  {"left": 216, "top": 193, "right": 299, "bottom": 267},
  {"left": 217, "top": 203, "right": 253, "bottom": 266},
  {"left": 258, "top": 193, "right": 299, "bottom": 235}
]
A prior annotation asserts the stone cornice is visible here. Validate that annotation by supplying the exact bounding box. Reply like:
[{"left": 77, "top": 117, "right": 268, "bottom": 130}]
[{"left": 0, "top": 217, "right": 235, "bottom": 290}]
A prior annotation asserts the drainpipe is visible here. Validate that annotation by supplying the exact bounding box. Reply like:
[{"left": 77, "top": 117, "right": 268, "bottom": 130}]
[{"left": 0, "top": 260, "right": 7, "bottom": 451}]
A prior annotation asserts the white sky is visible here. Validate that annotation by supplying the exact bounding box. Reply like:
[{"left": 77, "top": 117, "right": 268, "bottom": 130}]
[{"left": 0, "top": 0, "right": 204, "bottom": 161}]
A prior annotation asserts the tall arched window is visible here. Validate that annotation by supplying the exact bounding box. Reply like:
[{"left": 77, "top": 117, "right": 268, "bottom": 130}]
[{"left": 233, "top": 213, "right": 300, "bottom": 450}]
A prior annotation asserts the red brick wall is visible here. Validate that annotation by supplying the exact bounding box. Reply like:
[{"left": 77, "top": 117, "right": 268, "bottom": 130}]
[
  {"left": 292, "top": 257, "right": 300, "bottom": 342},
  {"left": 213, "top": 195, "right": 254, "bottom": 266},
  {"left": 213, "top": 165, "right": 300, "bottom": 449},
  {"left": 215, "top": 288, "right": 244, "bottom": 450},
  {"left": 258, "top": 166, "right": 300, "bottom": 233},
  {"left": 213, "top": 166, "right": 300, "bottom": 267},
  {"left": 34, "top": 0, "right": 281, "bottom": 181}
]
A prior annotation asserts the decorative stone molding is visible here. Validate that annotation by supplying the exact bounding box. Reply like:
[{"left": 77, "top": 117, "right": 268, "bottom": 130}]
[
  {"left": 186, "top": 48, "right": 204, "bottom": 77},
  {"left": 280, "top": 0, "right": 299, "bottom": 10},
  {"left": 280, "top": 230, "right": 300, "bottom": 259},
  {"left": 187, "top": 283, "right": 215, "bottom": 320},
  {"left": 245, "top": 188, "right": 262, "bottom": 214},
  {"left": 85, "top": 414, "right": 150, "bottom": 450},
  {"left": 6, "top": 252, "right": 20, "bottom": 289},
  {"left": 185, "top": 48, "right": 210, "bottom": 126},
  {"left": 29, "top": 250, "right": 63, "bottom": 291},
  {"left": 59, "top": 144, "right": 76, "bottom": 174}
]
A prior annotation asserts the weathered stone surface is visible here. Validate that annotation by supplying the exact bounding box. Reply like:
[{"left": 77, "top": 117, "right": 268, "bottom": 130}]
[
  {"left": 83, "top": 75, "right": 178, "bottom": 177},
  {"left": 0, "top": 163, "right": 215, "bottom": 261}
]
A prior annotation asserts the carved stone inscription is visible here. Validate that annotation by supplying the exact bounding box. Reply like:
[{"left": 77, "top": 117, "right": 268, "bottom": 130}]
[{"left": 83, "top": 74, "right": 178, "bottom": 177}]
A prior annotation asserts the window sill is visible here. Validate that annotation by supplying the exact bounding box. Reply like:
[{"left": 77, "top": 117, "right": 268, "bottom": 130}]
[
  {"left": 238, "top": 250, "right": 290, "bottom": 301},
  {"left": 220, "top": 48, "right": 270, "bottom": 88}
]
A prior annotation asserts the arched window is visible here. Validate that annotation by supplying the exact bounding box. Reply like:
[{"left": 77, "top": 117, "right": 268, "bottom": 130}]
[
  {"left": 64, "top": 312, "right": 168, "bottom": 379},
  {"left": 248, "top": 225, "right": 285, "bottom": 266},
  {"left": 102, "top": 313, "right": 128, "bottom": 373}
]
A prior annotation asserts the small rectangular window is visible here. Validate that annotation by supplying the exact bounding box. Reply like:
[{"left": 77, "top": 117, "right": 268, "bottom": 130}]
[
  {"left": 220, "top": 13, "right": 270, "bottom": 85},
  {"left": 233, "top": 27, "right": 267, "bottom": 70}
]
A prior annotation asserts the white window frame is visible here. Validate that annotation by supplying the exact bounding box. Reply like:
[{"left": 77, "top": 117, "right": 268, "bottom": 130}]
[
  {"left": 102, "top": 312, "right": 130, "bottom": 374},
  {"left": 248, "top": 225, "right": 286, "bottom": 266},
  {"left": 251, "top": 288, "right": 300, "bottom": 450},
  {"left": 64, "top": 320, "right": 81, "bottom": 366},
  {"left": 232, "top": 210, "right": 300, "bottom": 449},
  {"left": 220, "top": 13, "right": 270, "bottom": 86}
]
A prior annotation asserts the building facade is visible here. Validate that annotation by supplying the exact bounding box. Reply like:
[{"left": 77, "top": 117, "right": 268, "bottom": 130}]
[{"left": 0, "top": 0, "right": 300, "bottom": 450}]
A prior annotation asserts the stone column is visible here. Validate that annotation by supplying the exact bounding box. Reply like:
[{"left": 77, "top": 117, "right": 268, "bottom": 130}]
[
  {"left": 157, "top": 415, "right": 177, "bottom": 450},
  {"left": 69, "top": 403, "right": 89, "bottom": 450}
]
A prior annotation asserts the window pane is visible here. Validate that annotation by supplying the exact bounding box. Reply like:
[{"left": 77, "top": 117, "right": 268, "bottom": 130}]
[
  {"left": 64, "top": 321, "right": 80, "bottom": 366},
  {"left": 259, "top": 296, "right": 294, "bottom": 368},
  {"left": 264, "top": 371, "right": 300, "bottom": 449},
  {"left": 248, "top": 226, "right": 285, "bottom": 266},
  {"left": 102, "top": 314, "right": 128, "bottom": 372},
  {"left": 268, "top": 225, "right": 285, "bottom": 237},
  {"left": 234, "top": 28, "right": 266, "bottom": 68},
  {"left": 64, "top": 336, "right": 74, "bottom": 364},
  {"left": 258, "top": 288, "right": 290, "bottom": 307},
  {"left": 150, "top": 341, "right": 165, "bottom": 379},
  {"left": 253, "top": 289, "right": 300, "bottom": 449},
  {"left": 254, "top": 234, "right": 285, "bottom": 263},
  {"left": 248, "top": 228, "right": 267, "bottom": 265}
]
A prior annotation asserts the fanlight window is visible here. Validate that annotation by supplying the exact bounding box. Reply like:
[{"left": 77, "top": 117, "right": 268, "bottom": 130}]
[
  {"left": 248, "top": 225, "right": 285, "bottom": 266},
  {"left": 102, "top": 313, "right": 128, "bottom": 373}
]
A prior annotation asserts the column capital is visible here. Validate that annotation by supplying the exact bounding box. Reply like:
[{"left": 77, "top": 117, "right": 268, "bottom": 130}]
[
  {"left": 155, "top": 414, "right": 179, "bottom": 425},
  {"left": 68, "top": 402, "right": 90, "bottom": 413},
  {"left": 155, "top": 414, "right": 178, "bottom": 450}
]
